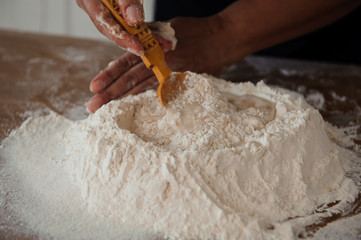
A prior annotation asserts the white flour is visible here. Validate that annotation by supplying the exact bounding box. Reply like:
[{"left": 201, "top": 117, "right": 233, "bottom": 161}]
[{"left": 0, "top": 72, "right": 360, "bottom": 240}]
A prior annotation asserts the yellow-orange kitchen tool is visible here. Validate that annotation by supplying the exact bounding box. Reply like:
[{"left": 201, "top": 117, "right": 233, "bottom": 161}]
[{"left": 101, "top": 0, "right": 186, "bottom": 107}]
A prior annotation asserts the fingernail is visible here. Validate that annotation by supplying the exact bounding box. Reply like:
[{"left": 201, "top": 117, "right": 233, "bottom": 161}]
[
  {"left": 127, "top": 47, "right": 144, "bottom": 56},
  {"left": 86, "top": 95, "right": 103, "bottom": 113},
  {"left": 85, "top": 104, "right": 92, "bottom": 114},
  {"left": 125, "top": 4, "right": 143, "bottom": 26}
]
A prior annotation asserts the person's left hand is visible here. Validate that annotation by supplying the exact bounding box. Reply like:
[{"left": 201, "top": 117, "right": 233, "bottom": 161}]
[{"left": 86, "top": 52, "right": 156, "bottom": 112}]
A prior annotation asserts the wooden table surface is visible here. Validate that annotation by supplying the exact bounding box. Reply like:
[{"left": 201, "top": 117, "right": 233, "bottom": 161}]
[{"left": 0, "top": 29, "right": 360, "bottom": 239}]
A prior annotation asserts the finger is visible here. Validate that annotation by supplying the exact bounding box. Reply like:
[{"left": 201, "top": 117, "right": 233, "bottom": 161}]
[
  {"left": 117, "top": 0, "right": 145, "bottom": 27},
  {"left": 86, "top": 75, "right": 157, "bottom": 113},
  {"left": 86, "top": 63, "right": 154, "bottom": 112},
  {"left": 90, "top": 53, "right": 142, "bottom": 93},
  {"left": 123, "top": 76, "right": 158, "bottom": 98},
  {"left": 82, "top": 0, "right": 144, "bottom": 55},
  {"left": 86, "top": 93, "right": 110, "bottom": 113},
  {"left": 103, "top": 62, "right": 153, "bottom": 99},
  {"left": 148, "top": 22, "right": 178, "bottom": 51},
  {"left": 153, "top": 33, "right": 173, "bottom": 52}
]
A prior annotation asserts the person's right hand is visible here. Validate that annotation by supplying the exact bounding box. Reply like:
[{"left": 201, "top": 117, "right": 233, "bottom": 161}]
[{"left": 76, "top": 0, "right": 145, "bottom": 56}]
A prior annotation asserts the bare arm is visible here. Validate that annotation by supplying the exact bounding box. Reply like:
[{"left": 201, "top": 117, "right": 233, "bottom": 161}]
[
  {"left": 86, "top": 0, "right": 360, "bottom": 112},
  {"left": 216, "top": 0, "right": 361, "bottom": 66}
]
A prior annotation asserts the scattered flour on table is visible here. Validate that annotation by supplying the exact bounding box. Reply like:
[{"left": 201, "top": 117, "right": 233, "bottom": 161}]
[{"left": 1, "top": 72, "right": 360, "bottom": 240}]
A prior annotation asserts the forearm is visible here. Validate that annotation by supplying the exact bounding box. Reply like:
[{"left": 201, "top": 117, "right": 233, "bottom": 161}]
[{"left": 215, "top": 0, "right": 361, "bottom": 64}]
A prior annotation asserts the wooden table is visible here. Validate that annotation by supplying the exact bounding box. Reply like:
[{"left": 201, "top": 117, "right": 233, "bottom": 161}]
[{"left": 1, "top": 29, "right": 360, "bottom": 239}]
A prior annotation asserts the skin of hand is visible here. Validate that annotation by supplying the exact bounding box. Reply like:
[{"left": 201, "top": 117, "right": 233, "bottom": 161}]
[
  {"left": 76, "top": 0, "right": 145, "bottom": 55},
  {"left": 86, "top": 16, "right": 226, "bottom": 113},
  {"left": 86, "top": 0, "right": 361, "bottom": 113}
]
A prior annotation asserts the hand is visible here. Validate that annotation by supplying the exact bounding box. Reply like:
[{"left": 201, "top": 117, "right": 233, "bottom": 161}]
[
  {"left": 76, "top": 0, "right": 145, "bottom": 55},
  {"left": 86, "top": 52, "right": 157, "bottom": 113},
  {"left": 86, "top": 16, "right": 234, "bottom": 113}
]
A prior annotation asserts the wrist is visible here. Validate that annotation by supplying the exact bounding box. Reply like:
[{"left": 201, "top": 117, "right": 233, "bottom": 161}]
[{"left": 211, "top": 11, "right": 253, "bottom": 69}]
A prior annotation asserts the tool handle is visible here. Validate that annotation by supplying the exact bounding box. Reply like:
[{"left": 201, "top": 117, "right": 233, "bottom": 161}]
[
  {"left": 101, "top": 0, "right": 171, "bottom": 83},
  {"left": 101, "top": 0, "right": 156, "bottom": 50}
]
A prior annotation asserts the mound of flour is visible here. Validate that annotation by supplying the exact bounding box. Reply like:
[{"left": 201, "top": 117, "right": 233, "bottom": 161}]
[{"left": 1, "top": 72, "right": 359, "bottom": 239}]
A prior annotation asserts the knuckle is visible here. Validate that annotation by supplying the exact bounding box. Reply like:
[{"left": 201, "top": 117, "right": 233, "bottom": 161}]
[
  {"left": 122, "top": 53, "right": 138, "bottom": 70},
  {"left": 123, "top": 74, "right": 138, "bottom": 89},
  {"left": 103, "top": 68, "right": 116, "bottom": 80}
]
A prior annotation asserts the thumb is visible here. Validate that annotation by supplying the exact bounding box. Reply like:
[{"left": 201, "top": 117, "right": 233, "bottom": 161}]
[
  {"left": 118, "top": 0, "right": 145, "bottom": 27},
  {"left": 148, "top": 22, "right": 178, "bottom": 52}
]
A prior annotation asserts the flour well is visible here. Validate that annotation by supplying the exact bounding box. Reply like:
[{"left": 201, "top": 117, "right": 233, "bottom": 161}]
[{"left": 1, "top": 72, "right": 360, "bottom": 240}]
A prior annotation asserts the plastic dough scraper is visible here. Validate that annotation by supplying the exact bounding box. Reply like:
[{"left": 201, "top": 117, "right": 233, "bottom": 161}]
[{"left": 101, "top": 0, "right": 186, "bottom": 107}]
